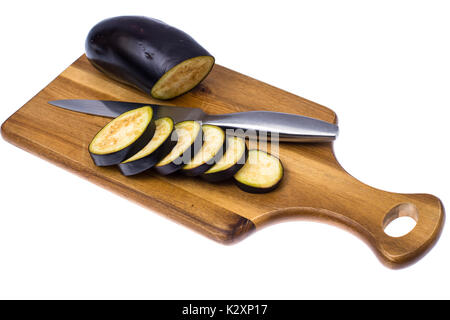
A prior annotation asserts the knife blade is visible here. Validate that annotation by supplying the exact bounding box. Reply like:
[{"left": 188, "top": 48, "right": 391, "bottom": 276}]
[{"left": 48, "top": 99, "right": 338, "bottom": 142}]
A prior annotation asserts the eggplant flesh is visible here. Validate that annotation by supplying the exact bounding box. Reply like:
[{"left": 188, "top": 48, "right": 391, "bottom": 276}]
[
  {"left": 233, "top": 149, "right": 283, "bottom": 193},
  {"left": 154, "top": 120, "right": 202, "bottom": 175},
  {"left": 182, "top": 125, "right": 226, "bottom": 176},
  {"left": 151, "top": 56, "right": 214, "bottom": 100},
  {"left": 201, "top": 136, "right": 247, "bottom": 182},
  {"left": 118, "top": 117, "right": 175, "bottom": 176},
  {"left": 89, "top": 106, "right": 155, "bottom": 166},
  {"left": 85, "top": 16, "right": 215, "bottom": 100}
]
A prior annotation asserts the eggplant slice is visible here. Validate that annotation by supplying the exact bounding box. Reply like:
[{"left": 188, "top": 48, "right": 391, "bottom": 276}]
[
  {"left": 201, "top": 136, "right": 247, "bottom": 182},
  {"left": 85, "top": 16, "right": 215, "bottom": 100},
  {"left": 118, "top": 117, "right": 175, "bottom": 176},
  {"left": 182, "top": 125, "right": 226, "bottom": 176},
  {"left": 89, "top": 106, "right": 155, "bottom": 166},
  {"left": 154, "top": 120, "right": 202, "bottom": 175},
  {"left": 233, "top": 149, "right": 283, "bottom": 193}
]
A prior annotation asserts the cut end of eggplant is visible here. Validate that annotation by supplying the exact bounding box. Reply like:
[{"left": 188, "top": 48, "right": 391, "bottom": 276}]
[
  {"left": 89, "top": 106, "right": 154, "bottom": 166},
  {"left": 233, "top": 149, "right": 283, "bottom": 193},
  {"left": 150, "top": 56, "right": 214, "bottom": 100},
  {"left": 155, "top": 120, "right": 202, "bottom": 174},
  {"left": 182, "top": 125, "right": 225, "bottom": 176},
  {"left": 202, "top": 136, "right": 247, "bottom": 182}
]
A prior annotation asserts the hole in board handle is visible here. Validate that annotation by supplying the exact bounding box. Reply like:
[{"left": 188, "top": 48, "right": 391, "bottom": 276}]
[{"left": 383, "top": 203, "right": 419, "bottom": 238}]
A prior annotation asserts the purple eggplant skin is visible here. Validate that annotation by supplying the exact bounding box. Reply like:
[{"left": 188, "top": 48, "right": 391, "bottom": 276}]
[
  {"left": 201, "top": 146, "right": 248, "bottom": 183},
  {"left": 234, "top": 176, "right": 283, "bottom": 194},
  {"left": 117, "top": 130, "right": 177, "bottom": 176},
  {"left": 89, "top": 120, "right": 156, "bottom": 167},
  {"left": 85, "top": 16, "right": 215, "bottom": 99}
]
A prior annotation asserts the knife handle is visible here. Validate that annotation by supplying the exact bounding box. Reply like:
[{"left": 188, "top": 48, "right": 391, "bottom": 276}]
[{"left": 202, "top": 111, "right": 338, "bottom": 142}]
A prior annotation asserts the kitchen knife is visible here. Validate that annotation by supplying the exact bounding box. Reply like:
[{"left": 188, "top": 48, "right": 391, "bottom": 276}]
[{"left": 48, "top": 99, "right": 338, "bottom": 142}]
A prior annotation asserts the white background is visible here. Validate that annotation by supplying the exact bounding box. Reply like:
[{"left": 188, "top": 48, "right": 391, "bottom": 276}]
[{"left": 0, "top": 0, "right": 449, "bottom": 299}]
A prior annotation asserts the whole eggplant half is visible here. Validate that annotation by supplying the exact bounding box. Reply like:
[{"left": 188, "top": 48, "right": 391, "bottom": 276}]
[{"left": 85, "top": 16, "right": 215, "bottom": 100}]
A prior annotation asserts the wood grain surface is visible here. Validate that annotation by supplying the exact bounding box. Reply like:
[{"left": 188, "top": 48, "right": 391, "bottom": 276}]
[{"left": 1, "top": 55, "right": 444, "bottom": 268}]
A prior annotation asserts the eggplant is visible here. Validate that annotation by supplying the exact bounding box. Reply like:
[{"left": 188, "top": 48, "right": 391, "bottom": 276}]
[
  {"left": 118, "top": 117, "right": 176, "bottom": 176},
  {"left": 233, "top": 149, "right": 284, "bottom": 193},
  {"left": 201, "top": 136, "right": 247, "bottom": 182},
  {"left": 154, "top": 120, "right": 202, "bottom": 175},
  {"left": 89, "top": 106, "right": 155, "bottom": 166},
  {"left": 85, "top": 16, "right": 215, "bottom": 100},
  {"left": 182, "top": 125, "right": 226, "bottom": 176}
]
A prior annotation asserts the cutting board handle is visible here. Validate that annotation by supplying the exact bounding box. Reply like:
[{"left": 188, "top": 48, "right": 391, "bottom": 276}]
[
  {"left": 255, "top": 161, "right": 445, "bottom": 268},
  {"left": 348, "top": 193, "right": 445, "bottom": 267}
]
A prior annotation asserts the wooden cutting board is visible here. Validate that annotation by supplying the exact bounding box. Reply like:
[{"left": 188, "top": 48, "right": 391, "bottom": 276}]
[{"left": 1, "top": 55, "right": 444, "bottom": 268}]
